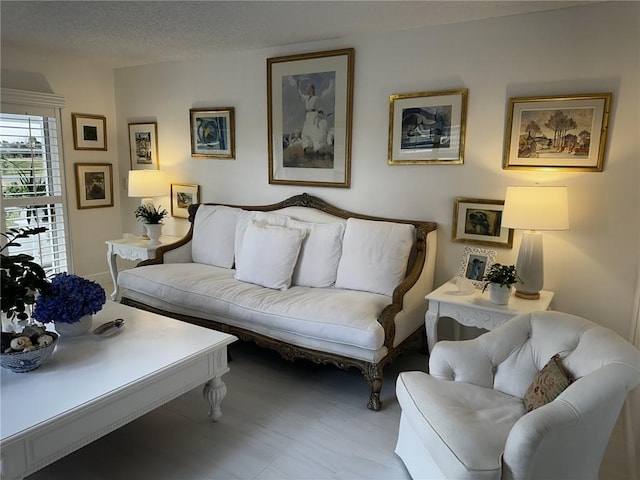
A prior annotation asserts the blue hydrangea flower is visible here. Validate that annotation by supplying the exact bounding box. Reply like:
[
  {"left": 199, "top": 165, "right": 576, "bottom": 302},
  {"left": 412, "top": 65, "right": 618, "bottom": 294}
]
[{"left": 33, "top": 273, "right": 106, "bottom": 324}]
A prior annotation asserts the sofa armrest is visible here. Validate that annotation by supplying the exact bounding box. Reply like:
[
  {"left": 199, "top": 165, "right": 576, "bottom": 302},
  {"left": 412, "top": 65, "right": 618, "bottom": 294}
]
[
  {"left": 428, "top": 339, "right": 496, "bottom": 389},
  {"left": 138, "top": 235, "right": 192, "bottom": 266}
]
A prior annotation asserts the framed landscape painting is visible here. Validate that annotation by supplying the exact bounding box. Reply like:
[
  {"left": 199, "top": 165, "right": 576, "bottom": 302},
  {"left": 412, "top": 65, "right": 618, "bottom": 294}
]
[
  {"left": 388, "top": 89, "right": 467, "bottom": 165},
  {"left": 189, "top": 108, "right": 235, "bottom": 159},
  {"left": 72, "top": 114, "right": 107, "bottom": 151},
  {"left": 267, "top": 48, "right": 354, "bottom": 188},
  {"left": 504, "top": 93, "right": 611, "bottom": 171},
  {"left": 171, "top": 183, "right": 200, "bottom": 218},
  {"left": 74, "top": 163, "right": 113, "bottom": 209},
  {"left": 129, "top": 122, "right": 159, "bottom": 170},
  {"left": 451, "top": 197, "right": 513, "bottom": 248}
]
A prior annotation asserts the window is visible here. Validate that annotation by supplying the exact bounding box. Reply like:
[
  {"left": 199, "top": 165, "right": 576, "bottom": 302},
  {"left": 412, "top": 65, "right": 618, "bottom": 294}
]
[{"left": 0, "top": 89, "right": 70, "bottom": 275}]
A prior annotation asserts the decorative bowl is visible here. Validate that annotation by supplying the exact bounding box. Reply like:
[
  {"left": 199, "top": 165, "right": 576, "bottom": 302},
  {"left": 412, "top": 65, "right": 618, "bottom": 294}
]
[{"left": 1, "top": 332, "right": 58, "bottom": 373}]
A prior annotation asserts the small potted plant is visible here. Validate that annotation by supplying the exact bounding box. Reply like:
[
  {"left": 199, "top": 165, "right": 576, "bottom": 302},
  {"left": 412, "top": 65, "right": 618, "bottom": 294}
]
[
  {"left": 482, "top": 263, "right": 520, "bottom": 305},
  {"left": 33, "top": 272, "right": 106, "bottom": 336},
  {"left": 134, "top": 204, "right": 168, "bottom": 245}
]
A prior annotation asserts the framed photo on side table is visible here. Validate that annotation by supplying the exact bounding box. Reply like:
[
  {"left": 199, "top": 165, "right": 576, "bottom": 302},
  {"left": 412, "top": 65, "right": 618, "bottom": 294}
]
[
  {"left": 457, "top": 246, "right": 497, "bottom": 287},
  {"left": 503, "top": 93, "right": 611, "bottom": 171},
  {"left": 129, "top": 122, "right": 159, "bottom": 170},
  {"left": 72, "top": 114, "right": 107, "bottom": 151},
  {"left": 267, "top": 48, "right": 354, "bottom": 188},
  {"left": 189, "top": 108, "right": 235, "bottom": 159},
  {"left": 451, "top": 197, "right": 513, "bottom": 248},
  {"left": 388, "top": 89, "right": 467, "bottom": 165},
  {"left": 171, "top": 184, "right": 200, "bottom": 218},
  {"left": 74, "top": 163, "right": 113, "bottom": 209}
]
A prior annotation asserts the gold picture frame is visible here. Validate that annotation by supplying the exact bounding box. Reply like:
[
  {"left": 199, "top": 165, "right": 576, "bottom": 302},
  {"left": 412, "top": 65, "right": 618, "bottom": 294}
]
[
  {"left": 452, "top": 197, "right": 513, "bottom": 248},
  {"left": 71, "top": 113, "right": 107, "bottom": 151},
  {"left": 388, "top": 89, "right": 467, "bottom": 165},
  {"left": 189, "top": 108, "right": 235, "bottom": 159},
  {"left": 128, "top": 122, "right": 159, "bottom": 170},
  {"left": 171, "top": 183, "right": 200, "bottom": 218},
  {"left": 267, "top": 48, "right": 354, "bottom": 188},
  {"left": 503, "top": 93, "right": 611, "bottom": 171},
  {"left": 74, "top": 163, "right": 113, "bottom": 209}
]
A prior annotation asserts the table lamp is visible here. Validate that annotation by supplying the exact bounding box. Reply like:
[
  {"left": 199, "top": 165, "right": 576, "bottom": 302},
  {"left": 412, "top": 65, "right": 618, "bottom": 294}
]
[
  {"left": 128, "top": 170, "right": 165, "bottom": 206},
  {"left": 501, "top": 186, "right": 569, "bottom": 299}
]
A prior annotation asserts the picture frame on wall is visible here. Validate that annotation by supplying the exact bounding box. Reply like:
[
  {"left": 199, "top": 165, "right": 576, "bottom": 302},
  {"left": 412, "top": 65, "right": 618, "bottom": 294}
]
[
  {"left": 503, "top": 93, "right": 611, "bottom": 171},
  {"left": 457, "top": 246, "right": 497, "bottom": 287},
  {"left": 189, "top": 108, "right": 235, "bottom": 159},
  {"left": 128, "top": 122, "right": 159, "bottom": 170},
  {"left": 74, "top": 163, "right": 113, "bottom": 209},
  {"left": 71, "top": 113, "right": 107, "bottom": 151},
  {"left": 451, "top": 197, "right": 513, "bottom": 248},
  {"left": 171, "top": 183, "right": 200, "bottom": 218},
  {"left": 388, "top": 88, "right": 468, "bottom": 165},
  {"left": 267, "top": 48, "right": 354, "bottom": 188}
]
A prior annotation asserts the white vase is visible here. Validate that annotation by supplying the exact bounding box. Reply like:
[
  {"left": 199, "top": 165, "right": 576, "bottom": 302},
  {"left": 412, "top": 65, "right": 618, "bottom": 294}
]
[
  {"left": 145, "top": 223, "right": 163, "bottom": 246},
  {"left": 489, "top": 284, "right": 511, "bottom": 305},
  {"left": 55, "top": 314, "right": 93, "bottom": 336}
]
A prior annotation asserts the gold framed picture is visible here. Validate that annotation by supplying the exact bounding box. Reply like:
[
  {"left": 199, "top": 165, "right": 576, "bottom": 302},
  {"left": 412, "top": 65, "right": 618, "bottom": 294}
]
[
  {"left": 189, "top": 108, "right": 235, "bottom": 159},
  {"left": 74, "top": 163, "right": 113, "bottom": 209},
  {"left": 452, "top": 197, "right": 513, "bottom": 248},
  {"left": 71, "top": 113, "right": 107, "bottom": 151},
  {"left": 503, "top": 93, "right": 611, "bottom": 171},
  {"left": 129, "top": 122, "right": 159, "bottom": 170},
  {"left": 171, "top": 183, "right": 200, "bottom": 218}
]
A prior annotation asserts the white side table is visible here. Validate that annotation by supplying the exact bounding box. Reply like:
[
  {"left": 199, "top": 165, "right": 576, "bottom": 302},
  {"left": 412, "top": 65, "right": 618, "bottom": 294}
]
[
  {"left": 105, "top": 236, "right": 181, "bottom": 300},
  {"left": 425, "top": 279, "right": 554, "bottom": 354}
]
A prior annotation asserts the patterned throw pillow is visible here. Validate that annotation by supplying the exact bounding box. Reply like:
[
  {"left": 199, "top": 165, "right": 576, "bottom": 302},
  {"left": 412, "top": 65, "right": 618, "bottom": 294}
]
[{"left": 523, "top": 354, "right": 572, "bottom": 412}]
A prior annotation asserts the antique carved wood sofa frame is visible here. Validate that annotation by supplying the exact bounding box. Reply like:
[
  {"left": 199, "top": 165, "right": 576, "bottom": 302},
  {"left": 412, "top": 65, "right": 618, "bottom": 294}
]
[{"left": 119, "top": 193, "right": 437, "bottom": 410}]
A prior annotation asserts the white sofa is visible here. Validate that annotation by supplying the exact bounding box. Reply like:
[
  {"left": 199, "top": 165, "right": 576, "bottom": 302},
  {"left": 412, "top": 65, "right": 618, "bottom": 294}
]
[
  {"left": 395, "top": 311, "right": 640, "bottom": 479},
  {"left": 119, "top": 193, "right": 437, "bottom": 410}
]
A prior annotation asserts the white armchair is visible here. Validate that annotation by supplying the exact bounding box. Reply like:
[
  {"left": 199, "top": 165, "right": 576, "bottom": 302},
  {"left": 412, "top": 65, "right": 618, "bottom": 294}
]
[{"left": 395, "top": 311, "right": 640, "bottom": 480}]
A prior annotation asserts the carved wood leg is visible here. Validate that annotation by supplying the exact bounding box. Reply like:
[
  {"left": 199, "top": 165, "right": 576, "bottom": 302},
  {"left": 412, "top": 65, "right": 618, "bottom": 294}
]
[
  {"left": 202, "top": 376, "right": 227, "bottom": 421},
  {"left": 365, "top": 363, "right": 383, "bottom": 411}
]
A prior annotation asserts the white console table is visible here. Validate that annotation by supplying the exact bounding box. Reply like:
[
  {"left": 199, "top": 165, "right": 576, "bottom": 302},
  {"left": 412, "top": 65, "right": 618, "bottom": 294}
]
[
  {"left": 425, "top": 279, "right": 554, "bottom": 354},
  {"left": 106, "top": 236, "right": 180, "bottom": 300}
]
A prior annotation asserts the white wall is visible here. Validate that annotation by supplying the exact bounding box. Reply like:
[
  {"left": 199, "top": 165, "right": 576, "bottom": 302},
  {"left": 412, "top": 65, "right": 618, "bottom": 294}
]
[
  {"left": 113, "top": 2, "right": 639, "bottom": 338},
  {"left": 1, "top": 49, "right": 122, "bottom": 286}
]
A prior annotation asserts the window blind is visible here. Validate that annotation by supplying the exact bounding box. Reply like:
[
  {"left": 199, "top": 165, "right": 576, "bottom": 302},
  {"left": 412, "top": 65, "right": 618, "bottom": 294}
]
[{"left": 0, "top": 107, "right": 70, "bottom": 275}]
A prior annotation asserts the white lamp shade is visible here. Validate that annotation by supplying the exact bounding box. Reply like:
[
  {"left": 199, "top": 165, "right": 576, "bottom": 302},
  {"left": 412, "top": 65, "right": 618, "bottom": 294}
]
[
  {"left": 128, "top": 170, "right": 165, "bottom": 198},
  {"left": 502, "top": 186, "right": 569, "bottom": 231}
]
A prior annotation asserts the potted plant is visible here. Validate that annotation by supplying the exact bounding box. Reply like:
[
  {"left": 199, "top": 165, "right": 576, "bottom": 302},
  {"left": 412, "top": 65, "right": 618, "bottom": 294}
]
[
  {"left": 482, "top": 263, "right": 520, "bottom": 305},
  {"left": 1, "top": 227, "right": 59, "bottom": 372},
  {"left": 134, "top": 204, "right": 168, "bottom": 245},
  {"left": 33, "top": 272, "right": 106, "bottom": 336}
]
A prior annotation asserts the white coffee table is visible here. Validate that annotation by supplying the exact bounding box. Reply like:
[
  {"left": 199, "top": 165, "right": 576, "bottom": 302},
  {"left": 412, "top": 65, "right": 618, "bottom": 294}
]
[{"left": 0, "top": 301, "right": 237, "bottom": 480}]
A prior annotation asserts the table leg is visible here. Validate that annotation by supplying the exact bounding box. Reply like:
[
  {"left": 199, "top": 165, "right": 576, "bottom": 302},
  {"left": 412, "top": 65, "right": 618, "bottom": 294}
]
[
  {"left": 106, "top": 246, "right": 119, "bottom": 301},
  {"left": 202, "top": 376, "right": 227, "bottom": 421},
  {"left": 425, "top": 309, "right": 439, "bottom": 354}
]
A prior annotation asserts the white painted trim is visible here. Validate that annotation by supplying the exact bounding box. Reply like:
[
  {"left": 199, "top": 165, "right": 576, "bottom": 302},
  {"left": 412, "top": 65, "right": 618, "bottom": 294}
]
[{"left": 1, "top": 87, "right": 65, "bottom": 108}]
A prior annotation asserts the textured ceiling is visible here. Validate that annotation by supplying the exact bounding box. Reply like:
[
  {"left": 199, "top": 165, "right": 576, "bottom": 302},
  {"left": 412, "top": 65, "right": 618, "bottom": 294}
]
[{"left": 1, "top": 1, "right": 593, "bottom": 68}]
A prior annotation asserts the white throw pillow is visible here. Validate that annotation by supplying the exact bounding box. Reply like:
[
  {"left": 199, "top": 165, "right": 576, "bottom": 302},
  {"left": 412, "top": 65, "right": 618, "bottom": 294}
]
[
  {"left": 235, "top": 221, "right": 306, "bottom": 290},
  {"left": 335, "top": 218, "right": 415, "bottom": 296},
  {"left": 234, "top": 210, "right": 289, "bottom": 270},
  {"left": 192, "top": 205, "right": 241, "bottom": 268},
  {"left": 287, "top": 219, "right": 345, "bottom": 288}
]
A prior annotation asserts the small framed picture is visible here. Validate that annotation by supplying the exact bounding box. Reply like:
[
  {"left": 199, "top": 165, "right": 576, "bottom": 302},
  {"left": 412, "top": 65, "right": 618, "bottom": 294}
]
[
  {"left": 503, "top": 93, "right": 611, "bottom": 171},
  {"left": 388, "top": 88, "right": 468, "bottom": 165},
  {"left": 451, "top": 198, "right": 514, "bottom": 248},
  {"left": 72, "top": 113, "right": 107, "bottom": 151},
  {"left": 129, "top": 122, "right": 159, "bottom": 170},
  {"left": 189, "top": 108, "right": 235, "bottom": 159},
  {"left": 74, "top": 163, "right": 113, "bottom": 209},
  {"left": 171, "top": 183, "right": 200, "bottom": 218},
  {"left": 457, "top": 246, "right": 497, "bottom": 287}
]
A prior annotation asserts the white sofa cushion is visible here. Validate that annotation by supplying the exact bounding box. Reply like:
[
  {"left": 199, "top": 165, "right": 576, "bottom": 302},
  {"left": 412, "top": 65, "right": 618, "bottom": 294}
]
[
  {"left": 192, "top": 205, "right": 241, "bottom": 268},
  {"left": 234, "top": 210, "right": 289, "bottom": 271},
  {"left": 287, "top": 219, "right": 345, "bottom": 288},
  {"left": 235, "top": 221, "right": 306, "bottom": 290},
  {"left": 335, "top": 218, "right": 415, "bottom": 296}
]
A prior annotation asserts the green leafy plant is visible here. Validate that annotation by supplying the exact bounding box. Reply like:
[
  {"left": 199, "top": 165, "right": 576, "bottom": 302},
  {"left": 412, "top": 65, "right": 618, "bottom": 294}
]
[
  {"left": 482, "top": 263, "right": 520, "bottom": 291},
  {"left": 134, "top": 204, "right": 168, "bottom": 224},
  {"left": 0, "top": 227, "right": 51, "bottom": 321}
]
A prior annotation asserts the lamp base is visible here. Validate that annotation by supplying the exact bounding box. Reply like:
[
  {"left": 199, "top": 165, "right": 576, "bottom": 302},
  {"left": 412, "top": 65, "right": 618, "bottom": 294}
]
[{"left": 515, "top": 290, "right": 540, "bottom": 300}]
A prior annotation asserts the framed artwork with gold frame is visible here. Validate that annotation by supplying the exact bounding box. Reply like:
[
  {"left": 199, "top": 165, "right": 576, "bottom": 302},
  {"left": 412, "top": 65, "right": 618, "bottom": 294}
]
[
  {"left": 388, "top": 89, "right": 467, "bottom": 165},
  {"left": 128, "top": 122, "right": 159, "bottom": 170},
  {"left": 452, "top": 197, "right": 513, "bottom": 248},
  {"left": 503, "top": 93, "right": 611, "bottom": 171},
  {"left": 74, "top": 163, "right": 113, "bottom": 209},
  {"left": 189, "top": 108, "right": 235, "bottom": 159},
  {"left": 267, "top": 48, "right": 354, "bottom": 188},
  {"left": 71, "top": 113, "right": 107, "bottom": 151},
  {"left": 171, "top": 183, "right": 200, "bottom": 218}
]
